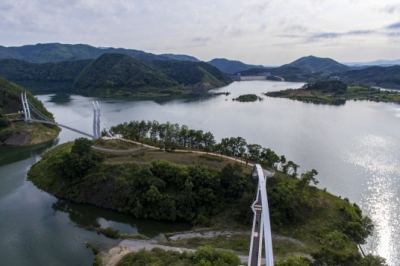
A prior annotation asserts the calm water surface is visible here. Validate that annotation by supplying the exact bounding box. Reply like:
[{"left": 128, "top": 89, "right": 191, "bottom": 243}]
[{"left": 1, "top": 80, "right": 399, "bottom": 265}]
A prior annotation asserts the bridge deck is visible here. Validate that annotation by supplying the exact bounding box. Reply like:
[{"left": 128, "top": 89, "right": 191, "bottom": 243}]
[{"left": 29, "top": 119, "right": 94, "bottom": 138}]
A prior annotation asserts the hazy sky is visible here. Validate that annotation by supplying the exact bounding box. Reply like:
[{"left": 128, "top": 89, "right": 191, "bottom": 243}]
[{"left": 1, "top": 0, "right": 400, "bottom": 65}]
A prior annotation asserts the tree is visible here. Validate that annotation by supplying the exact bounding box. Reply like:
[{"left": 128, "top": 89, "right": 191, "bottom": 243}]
[
  {"left": 359, "top": 254, "right": 387, "bottom": 266},
  {"left": 298, "top": 169, "right": 318, "bottom": 189},
  {"left": 247, "top": 144, "right": 262, "bottom": 161},
  {"left": 71, "top": 137, "right": 93, "bottom": 156},
  {"left": 260, "top": 148, "right": 280, "bottom": 168},
  {"left": 58, "top": 138, "right": 103, "bottom": 180}
]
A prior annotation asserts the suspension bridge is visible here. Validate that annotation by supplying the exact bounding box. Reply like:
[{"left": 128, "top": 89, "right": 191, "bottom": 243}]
[{"left": 20, "top": 92, "right": 101, "bottom": 140}]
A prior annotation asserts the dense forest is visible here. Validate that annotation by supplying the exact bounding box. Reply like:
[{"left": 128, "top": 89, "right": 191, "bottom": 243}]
[
  {"left": 72, "top": 53, "right": 184, "bottom": 96},
  {"left": 0, "top": 58, "right": 92, "bottom": 91}
]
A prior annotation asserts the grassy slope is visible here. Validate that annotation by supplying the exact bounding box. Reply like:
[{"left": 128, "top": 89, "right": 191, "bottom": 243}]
[
  {"left": 29, "top": 141, "right": 365, "bottom": 261},
  {"left": 7, "top": 121, "right": 60, "bottom": 145}
]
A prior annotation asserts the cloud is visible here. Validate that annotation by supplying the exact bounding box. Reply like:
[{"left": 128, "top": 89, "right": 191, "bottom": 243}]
[
  {"left": 306, "top": 29, "right": 374, "bottom": 41},
  {"left": 191, "top": 37, "right": 211, "bottom": 43},
  {"left": 386, "top": 22, "right": 400, "bottom": 29},
  {"left": 383, "top": 5, "right": 400, "bottom": 14}
]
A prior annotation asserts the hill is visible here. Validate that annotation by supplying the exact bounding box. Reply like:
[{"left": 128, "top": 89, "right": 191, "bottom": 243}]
[
  {"left": 0, "top": 58, "right": 92, "bottom": 92},
  {"left": 0, "top": 53, "right": 232, "bottom": 96},
  {"left": 72, "top": 53, "right": 185, "bottom": 96},
  {"left": 0, "top": 43, "right": 168, "bottom": 63},
  {"left": 207, "top": 58, "right": 266, "bottom": 74},
  {"left": 284, "top": 55, "right": 350, "bottom": 73},
  {"left": 159, "top": 54, "right": 200, "bottom": 62},
  {"left": 150, "top": 60, "right": 232, "bottom": 90},
  {"left": 0, "top": 78, "right": 60, "bottom": 145},
  {"left": 337, "top": 65, "right": 400, "bottom": 89}
]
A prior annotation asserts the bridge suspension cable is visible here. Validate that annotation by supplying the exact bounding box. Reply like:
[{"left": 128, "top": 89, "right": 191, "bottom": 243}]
[
  {"left": 27, "top": 100, "right": 54, "bottom": 122},
  {"left": 21, "top": 92, "right": 100, "bottom": 140}
]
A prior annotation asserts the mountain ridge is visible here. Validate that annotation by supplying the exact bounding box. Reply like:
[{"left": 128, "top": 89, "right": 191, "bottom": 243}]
[{"left": 283, "top": 55, "right": 350, "bottom": 73}]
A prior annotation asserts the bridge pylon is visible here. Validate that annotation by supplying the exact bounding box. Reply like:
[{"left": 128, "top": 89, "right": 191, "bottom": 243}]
[
  {"left": 21, "top": 92, "right": 31, "bottom": 121},
  {"left": 92, "top": 101, "right": 101, "bottom": 140}
]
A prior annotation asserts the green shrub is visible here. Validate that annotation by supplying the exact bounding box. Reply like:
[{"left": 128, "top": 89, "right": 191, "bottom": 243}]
[
  {"left": 0, "top": 128, "right": 12, "bottom": 142},
  {"left": 0, "top": 118, "right": 10, "bottom": 128}
]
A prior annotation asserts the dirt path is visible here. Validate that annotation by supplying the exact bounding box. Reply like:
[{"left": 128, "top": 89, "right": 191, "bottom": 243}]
[
  {"left": 118, "top": 138, "right": 254, "bottom": 167},
  {"left": 98, "top": 231, "right": 306, "bottom": 266},
  {"left": 99, "top": 239, "right": 258, "bottom": 265}
]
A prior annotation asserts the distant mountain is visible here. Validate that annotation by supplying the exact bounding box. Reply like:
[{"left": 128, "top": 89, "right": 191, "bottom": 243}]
[
  {"left": 343, "top": 59, "right": 400, "bottom": 67},
  {"left": 73, "top": 53, "right": 184, "bottom": 96},
  {"left": 159, "top": 54, "right": 200, "bottom": 62},
  {"left": 283, "top": 55, "right": 350, "bottom": 73},
  {"left": 207, "top": 58, "right": 266, "bottom": 74},
  {"left": 0, "top": 43, "right": 169, "bottom": 63},
  {"left": 0, "top": 58, "right": 92, "bottom": 92},
  {"left": 337, "top": 65, "right": 400, "bottom": 89}
]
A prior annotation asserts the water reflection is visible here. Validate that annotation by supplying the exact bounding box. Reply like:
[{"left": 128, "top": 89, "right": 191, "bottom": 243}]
[
  {"left": 342, "top": 134, "right": 400, "bottom": 264},
  {"left": 48, "top": 93, "right": 73, "bottom": 105},
  {"left": 52, "top": 200, "right": 192, "bottom": 239},
  {"left": 0, "top": 139, "right": 59, "bottom": 167}
]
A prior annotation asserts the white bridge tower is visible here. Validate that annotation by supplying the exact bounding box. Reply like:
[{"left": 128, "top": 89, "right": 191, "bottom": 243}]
[
  {"left": 92, "top": 101, "right": 101, "bottom": 140},
  {"left": 21, "top": 92, "right": 31, "bottom": 121}
]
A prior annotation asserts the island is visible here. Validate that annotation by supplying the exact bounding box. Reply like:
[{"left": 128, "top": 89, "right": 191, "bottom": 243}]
[
  {"left": 27, "top": 120, "right": 386, "bottom": 265},
  {"left": 264, "top": 80, "right": 400, "bottom": 105},
  {"left": 0, "top": 78, "right": 60, "bottom": 145},
  {"left": 233, "top": 94, "right": 262, "bottom": 102}
]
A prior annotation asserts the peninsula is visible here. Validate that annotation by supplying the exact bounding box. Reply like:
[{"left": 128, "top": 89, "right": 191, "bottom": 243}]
[
  {"left": 265, "top": 80, "right": 400, "bottom": 105},
  {"left": 27, "top": 120, "right": 385, "bottom": 265}
]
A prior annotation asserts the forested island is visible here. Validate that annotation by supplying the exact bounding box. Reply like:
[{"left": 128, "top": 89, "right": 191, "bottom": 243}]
[
  {"left": 0, "top": 78, "right": 60, "bottom": 145},
  {"left": 27, "top": 120, "right": 386, "bottom": 265},
  {"left": 265, "top": 80, "right": 400, "bottom": 105},
  {"left": 233, "top": 94, "right": 262, "bottom": 102}
]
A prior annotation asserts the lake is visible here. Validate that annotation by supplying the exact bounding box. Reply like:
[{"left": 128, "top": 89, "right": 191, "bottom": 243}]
[{"left": 1, "top": 80, "right": 399, "bottom": 265}]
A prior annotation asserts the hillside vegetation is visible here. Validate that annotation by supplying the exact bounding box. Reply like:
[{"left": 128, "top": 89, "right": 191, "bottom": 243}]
[
  {"left": 337, "top": 65, "right": 400, "bottom": 89},
  {"left": 0, "top": 58, "right": 92, "bottom": 92},
  {"left": 0, "top": 78, "right": 60, "bottom": 145},
  {"left": 73, "top": 53, "right": 184, "bottom": 96}
]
